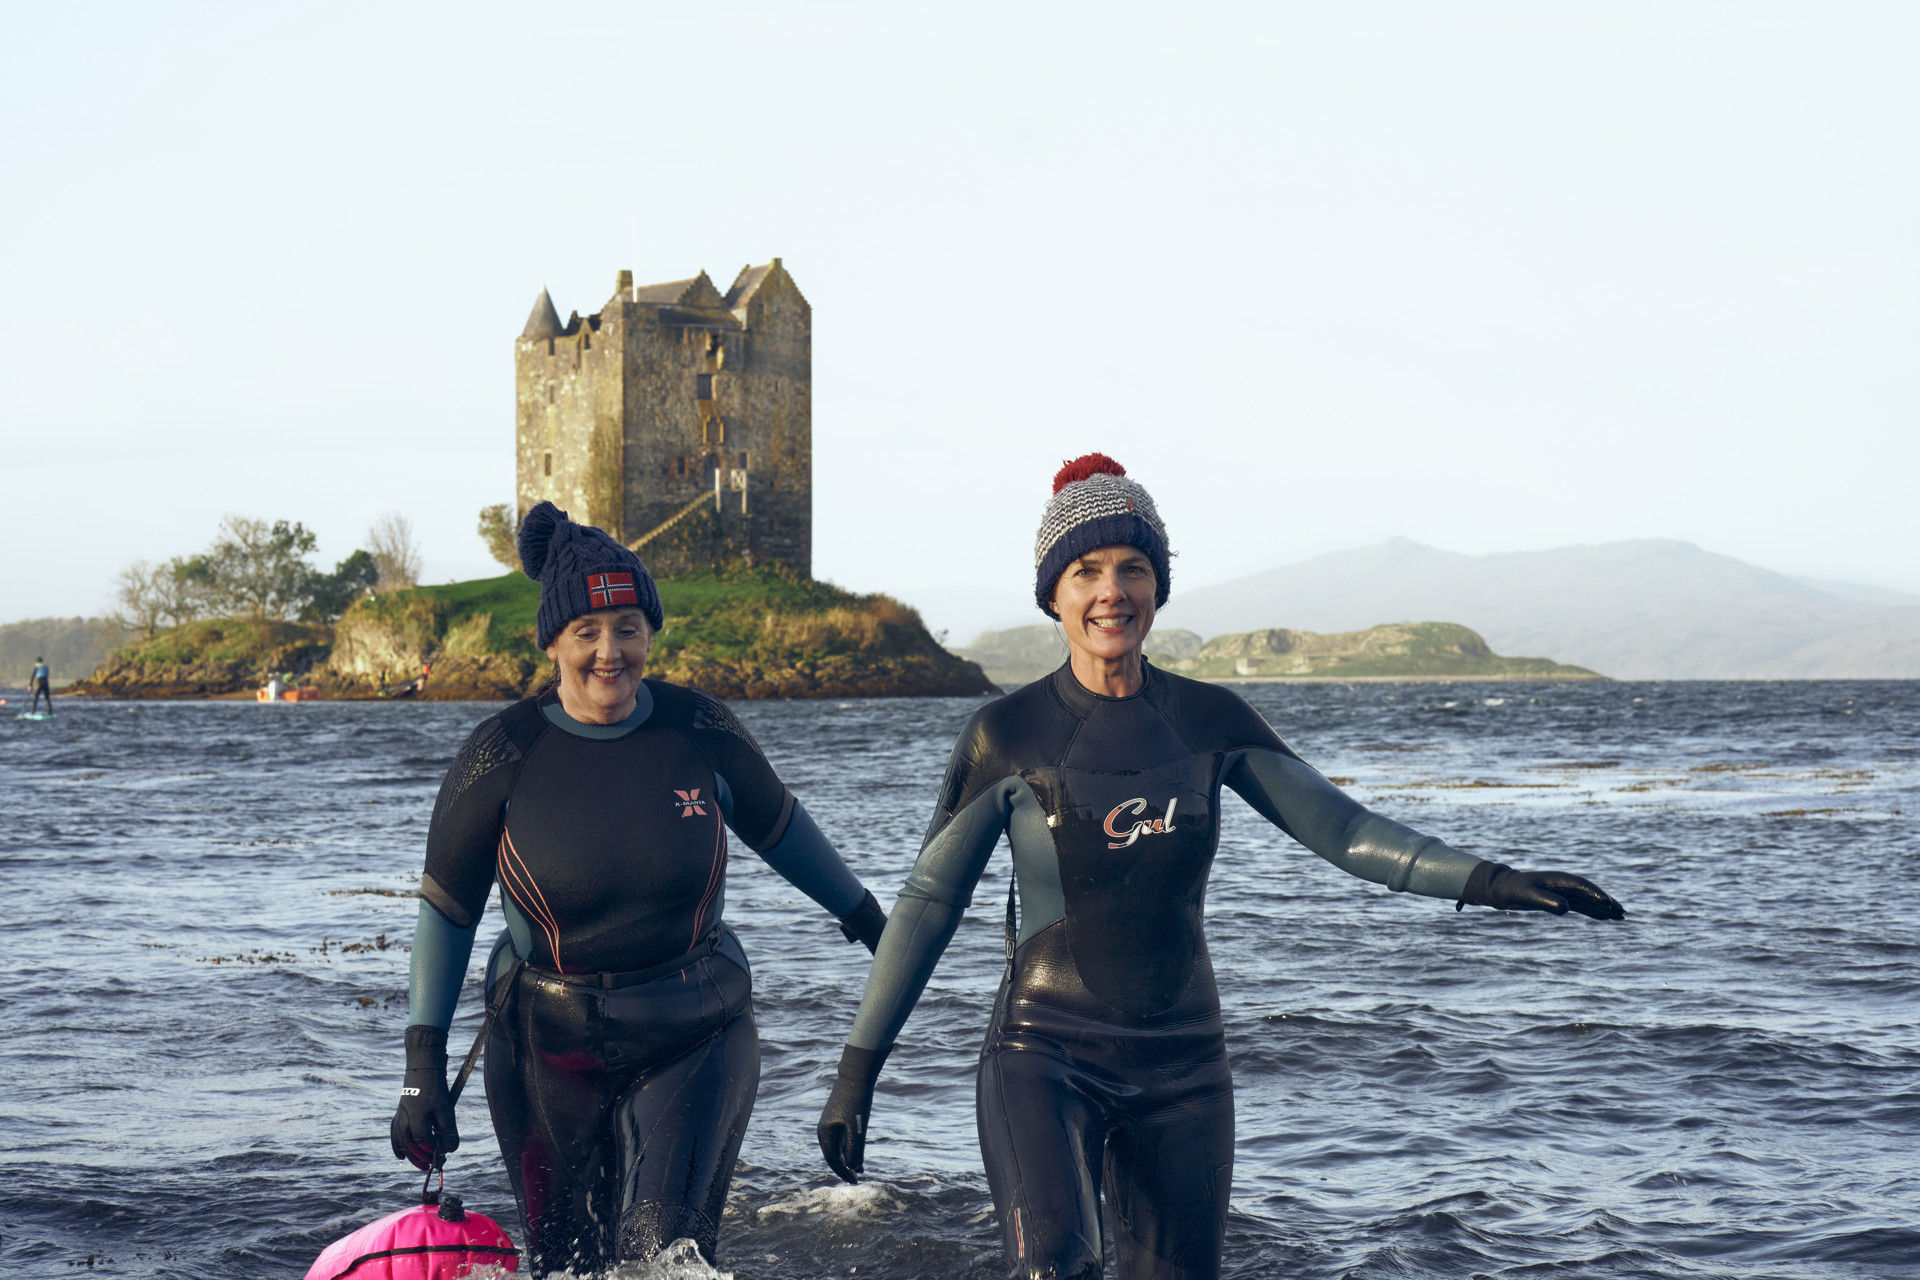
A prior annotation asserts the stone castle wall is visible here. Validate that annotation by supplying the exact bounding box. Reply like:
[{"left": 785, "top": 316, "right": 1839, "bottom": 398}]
[
  {"left": 515, "top": 315, "right": 627, "bottom": 539},
  {"left": 514, "top": 261, "right": 811, "bottom": 577}
]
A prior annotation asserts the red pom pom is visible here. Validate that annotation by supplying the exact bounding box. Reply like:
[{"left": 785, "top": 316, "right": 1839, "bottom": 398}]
[{"left": 1052, "top": 453, "right": 1127, "bottom": 493}]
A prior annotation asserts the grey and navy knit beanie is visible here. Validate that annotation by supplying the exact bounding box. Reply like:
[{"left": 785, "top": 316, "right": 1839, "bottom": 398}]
[
  {"left": 518, "top": 501, "right": 665, "bottom": 646},
  {"left": 1033, "top": 453, "right": 1171, "bottom": 617}
]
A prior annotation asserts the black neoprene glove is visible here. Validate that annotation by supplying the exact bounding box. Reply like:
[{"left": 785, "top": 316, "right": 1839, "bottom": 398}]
[
  {"left": 817, "top": 1044, "right": 889, "bottom": 1183},
  {"left": 837, "top": 889, "right": 889, "bottom": 955},
  {"left": 1456, "top": 861, "right": 1626, "bottom": 920},
  {"left": 389, "top": 1025, "right": 460, "bottom": 1170}
]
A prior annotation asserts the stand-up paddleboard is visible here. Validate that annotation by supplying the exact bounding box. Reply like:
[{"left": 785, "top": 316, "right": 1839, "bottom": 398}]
[
  {"left": 15, "top": 712, "right": 53, "bottom": 721},
  {"left": 304, "top": 1193, "right": 517, "bottom": 1280}
]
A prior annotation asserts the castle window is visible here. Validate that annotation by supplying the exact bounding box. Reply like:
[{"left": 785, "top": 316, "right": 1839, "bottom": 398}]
[
  {"left": 543, "top": 452, "right": 552, "bottom": 477},
  {"left": 695, "top": 373, "right": 714, "bottom": 401},
  {"left": 737, "top": 451, "right": 749, "bottom": 469}
]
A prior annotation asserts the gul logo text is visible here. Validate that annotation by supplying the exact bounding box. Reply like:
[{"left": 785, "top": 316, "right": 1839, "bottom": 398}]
[{"left": 1104, "top": 797, "right": 1179, "bottom": 849}]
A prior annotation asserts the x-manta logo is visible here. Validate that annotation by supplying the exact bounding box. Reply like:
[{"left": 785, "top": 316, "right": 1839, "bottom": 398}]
[{"left": 674, "top": 788, "right": 707, "bottom": 817}]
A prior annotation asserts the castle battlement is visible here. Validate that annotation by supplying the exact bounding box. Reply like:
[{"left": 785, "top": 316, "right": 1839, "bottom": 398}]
[{"left": 514, "top": 260, "right": 811, "bottom": 576}]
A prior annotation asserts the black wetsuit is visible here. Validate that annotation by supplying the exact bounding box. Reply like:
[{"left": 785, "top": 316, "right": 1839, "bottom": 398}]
[
  {"left": 412, "top": 682, "right": 874, "bottom": 1275},
  {"left": 844, "top": 662, "right": 1486, "bottom": 1280},
  {"left": 29, "top": 664, "right": 51, "bottom": 714}
]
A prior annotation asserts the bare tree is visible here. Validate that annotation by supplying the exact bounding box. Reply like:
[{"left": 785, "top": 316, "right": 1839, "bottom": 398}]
[
  {"left": 368, "top": 512, "right": 423, "bottom": 590},
  {"left": 152, "top": 556, "right": 212, "bottom": 626},
  {"left": 112, "top": 561, "right": 167, "bottom": 639}
]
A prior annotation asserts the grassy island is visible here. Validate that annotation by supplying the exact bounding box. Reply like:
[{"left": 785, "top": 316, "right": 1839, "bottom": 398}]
[
  {"left": 956, "top": 621, "right": 1601, "bottom": 685},
  {"left": 66, "top": 564, "right": 996, "bottom": 701}
]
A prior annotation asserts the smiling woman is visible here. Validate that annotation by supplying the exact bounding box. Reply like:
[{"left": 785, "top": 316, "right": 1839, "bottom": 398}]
[
  {"left": 545, "top": 606, "right": 655, "bottom": 724},
  {"left": 1047, "top": 545, "right": 1159, "bottom": 697},
  {"left": 390, "top": 501, "right": 890, "bottom": 1276},
  {"left": 818, "top": 453, "right": 1625, "bottom": 1280}
]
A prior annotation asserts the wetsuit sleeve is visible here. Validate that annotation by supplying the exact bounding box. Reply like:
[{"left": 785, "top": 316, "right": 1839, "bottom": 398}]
[
  {"left": 845, "top": 722, "right": 1019, "bottom": 1052},
  {"left": 714, "top": 776, "right": 864, "bottom": 918},
  {"left": 420, "top": 714, "right": 521, "bottom": 927},
  {"left": 409, "top": 713, "right": 523, "bottom": 1030},
  {"left": 1225, "top": 748, "right": 1482, "bottom": 899},
  {"left": 676, "top": 688, "right": 795, "bottom": 850},
  {"left": 407, "top": 901, "right": 478, "bottom": 1030}
]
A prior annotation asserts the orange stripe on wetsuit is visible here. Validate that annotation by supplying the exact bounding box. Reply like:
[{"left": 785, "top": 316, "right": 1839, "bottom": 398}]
[
  {"left": 688, "top": 803, "right": 727, "bottom": 952},
  {"left": 497, "top": 827, "right": 564, "bottom": 971}
]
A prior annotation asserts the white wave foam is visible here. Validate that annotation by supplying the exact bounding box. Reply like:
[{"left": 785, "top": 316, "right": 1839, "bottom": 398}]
[{"left": 758, "top": 1181, "right": 901, "bottom": 1218}]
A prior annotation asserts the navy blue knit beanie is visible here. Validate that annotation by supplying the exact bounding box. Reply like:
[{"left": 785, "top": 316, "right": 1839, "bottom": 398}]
[
  {"left": 1033, "top": 454, "right": 1172, "bottom": 617},
  {"left": 518, "top": 502, "right": 665, "bottom": 647}
]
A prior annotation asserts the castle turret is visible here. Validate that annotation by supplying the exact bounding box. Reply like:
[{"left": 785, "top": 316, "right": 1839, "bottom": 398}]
[{"left": 521, "top": 288, "right": 563, "bottom": 340}]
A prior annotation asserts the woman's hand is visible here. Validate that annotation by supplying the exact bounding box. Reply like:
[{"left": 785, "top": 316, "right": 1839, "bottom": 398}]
[
  {"left": 389, "top": 1026, "right": 460, "bottom": 1169},
  {"left": 817, "top": 1045, "right": 889, "bottom": 1183},
  {"left": 837, "top": 890, "right": 889, "bottom": 955},
  {"left": 1456, "top": 861, "right": 1625, "bottom": 920}
]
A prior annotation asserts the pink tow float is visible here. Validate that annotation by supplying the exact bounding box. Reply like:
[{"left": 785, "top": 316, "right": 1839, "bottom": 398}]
[{"left": 305, "top": 1194, "right": 517, "bottom": 1280}]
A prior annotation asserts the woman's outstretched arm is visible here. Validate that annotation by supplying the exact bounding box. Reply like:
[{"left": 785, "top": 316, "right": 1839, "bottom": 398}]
[{"left": 1224, "top": 749, "right": 1624, "bottom": 919}]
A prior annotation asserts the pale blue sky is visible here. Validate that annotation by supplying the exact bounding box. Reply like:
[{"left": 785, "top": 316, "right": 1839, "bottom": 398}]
[{"left": 2, "top": 2, "right": 1914, "bottom": 620}]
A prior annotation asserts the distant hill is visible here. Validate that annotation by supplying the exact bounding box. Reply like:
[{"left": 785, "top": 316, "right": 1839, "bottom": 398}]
[
  {"left": 0, "top": 617, "right": 135, "bottom": 685},
  {"left": 1791, "top": 576, "right": 1920, "bottom": 607},
  {"left": 1161, "top": 622, "right": 1598, "bottom": 681},
  {"left": 1156, "top": 538, "right": 1920, "bottom": 680},
  {"left": 955, "top": 620, "right": 1593, "bottom": 684},
  {"left": 953, "top": 625, "right": 1198, "bottom": 686}
]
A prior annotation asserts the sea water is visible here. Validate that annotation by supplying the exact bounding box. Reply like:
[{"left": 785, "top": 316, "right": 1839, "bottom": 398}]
[{"left": 0, "top": 681, "right": 1915, "bottom": 1279}]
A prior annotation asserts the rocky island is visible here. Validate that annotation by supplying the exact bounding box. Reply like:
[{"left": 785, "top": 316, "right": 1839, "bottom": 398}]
[{"left": 65, "top": 563, "right": 996, "bottom": 701}]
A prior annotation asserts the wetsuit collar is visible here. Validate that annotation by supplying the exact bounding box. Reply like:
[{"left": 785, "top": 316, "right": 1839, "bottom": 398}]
[
  {"left": 1049, "top": 657, "right": 1161, "bottom": 718},
  {"left": 540, "top": 681, "right": 655, "bottom": 739}
]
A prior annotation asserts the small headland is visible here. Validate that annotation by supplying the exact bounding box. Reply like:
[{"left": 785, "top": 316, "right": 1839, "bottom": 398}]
[
  {"left": 68, "top": 619, "right": 335, "bottom": 698},
  {"left": 956, "top": 621, "right": 1602, "bottom": 686},
  {"left": 63, "top": 563, "right": 996, "bottom": 701}
]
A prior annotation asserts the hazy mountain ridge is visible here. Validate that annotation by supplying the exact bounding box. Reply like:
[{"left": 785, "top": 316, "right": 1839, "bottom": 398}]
[{"left": 1157, "top": 538, "right": 1920, "bottom": 679}]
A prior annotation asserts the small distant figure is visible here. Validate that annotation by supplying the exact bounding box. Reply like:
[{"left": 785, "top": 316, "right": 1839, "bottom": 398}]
[
  {"left": 266, "top": 672, "right": 286, "bottom": 701},
  {"left": 28, "top": 656, "right": 52, "bottom": 715}
]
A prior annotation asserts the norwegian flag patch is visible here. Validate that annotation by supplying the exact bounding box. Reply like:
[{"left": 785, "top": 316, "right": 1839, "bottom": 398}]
[{"left": 588, "top": 572, "right": 638, "bottom": 608}]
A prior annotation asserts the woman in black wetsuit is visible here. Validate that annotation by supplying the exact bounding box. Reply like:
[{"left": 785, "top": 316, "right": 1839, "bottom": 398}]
[
  {"left": 817, "top": 454, "right": 1625, "bottom": 1280},
  {"left": 390, "top": 503, "right": 887, "bottom": 1276}
]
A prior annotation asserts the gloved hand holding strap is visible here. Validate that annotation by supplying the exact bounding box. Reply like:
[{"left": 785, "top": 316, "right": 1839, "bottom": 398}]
[
  {"left": 390, "top": 1025, "right": 460, "bottom": 1170},
  {"left": 1456, "top": 860, "right": 1626, "bottom": 921},
  {"left": 817, "top": 1043, "right": 890, "bottom": 1184}
]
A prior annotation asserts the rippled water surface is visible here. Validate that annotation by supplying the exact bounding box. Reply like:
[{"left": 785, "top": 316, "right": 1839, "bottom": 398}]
[{"left": 2, "top": 681, "right": 1916, "bottom": 1278}]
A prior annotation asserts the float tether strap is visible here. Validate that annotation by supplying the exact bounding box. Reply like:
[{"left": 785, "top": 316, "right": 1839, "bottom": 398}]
[{"left": 450, "top": 957, "right": 525, "bottom": 1106}]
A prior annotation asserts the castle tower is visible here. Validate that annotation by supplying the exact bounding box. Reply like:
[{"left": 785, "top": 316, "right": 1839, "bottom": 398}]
[{"left": 513, "top": 261, "right": 812, "bottom": 577}]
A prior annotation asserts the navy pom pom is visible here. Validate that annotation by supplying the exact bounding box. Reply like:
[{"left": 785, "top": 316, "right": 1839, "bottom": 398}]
[{"left": 518, "top": 501, "right": 567, "bottom": 579}]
